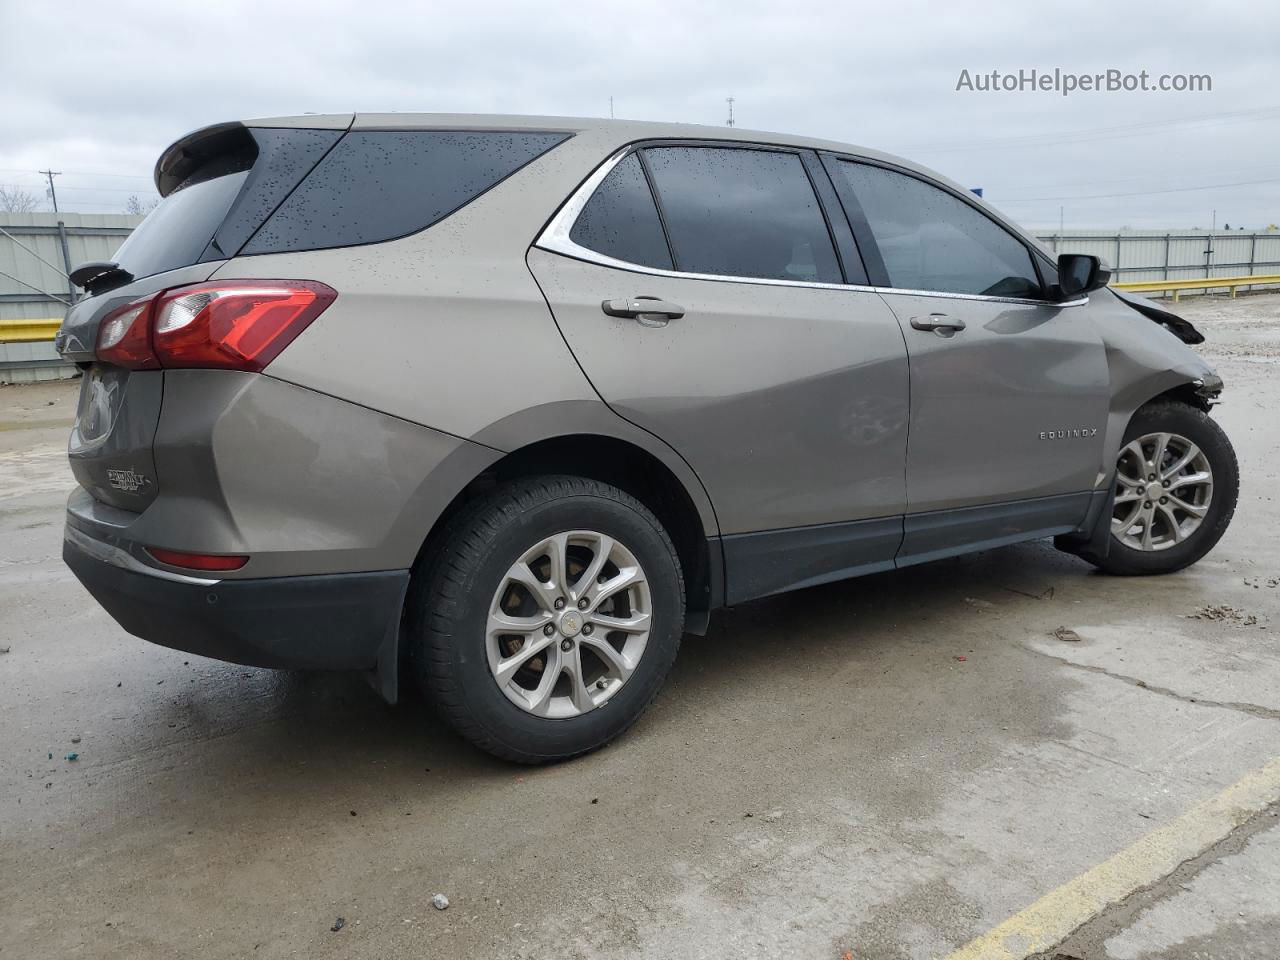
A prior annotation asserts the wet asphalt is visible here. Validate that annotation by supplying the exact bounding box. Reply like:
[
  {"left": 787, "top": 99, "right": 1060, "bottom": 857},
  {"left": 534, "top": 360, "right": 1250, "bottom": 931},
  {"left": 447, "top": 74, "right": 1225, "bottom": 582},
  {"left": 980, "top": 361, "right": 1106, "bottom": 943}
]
[{"left": 2, "top": 293, "right": 1279, "bottom": 959}]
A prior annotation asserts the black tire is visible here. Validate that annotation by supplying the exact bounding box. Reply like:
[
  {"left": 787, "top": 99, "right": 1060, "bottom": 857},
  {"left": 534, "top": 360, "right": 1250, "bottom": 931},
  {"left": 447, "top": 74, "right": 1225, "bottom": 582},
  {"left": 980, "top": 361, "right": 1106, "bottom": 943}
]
[
  {"left": 408, "top": 475, "right": 684, "bottom": 763},
  {"left": 1093, "top": 400, "right": 1238, "bottom": 576}
]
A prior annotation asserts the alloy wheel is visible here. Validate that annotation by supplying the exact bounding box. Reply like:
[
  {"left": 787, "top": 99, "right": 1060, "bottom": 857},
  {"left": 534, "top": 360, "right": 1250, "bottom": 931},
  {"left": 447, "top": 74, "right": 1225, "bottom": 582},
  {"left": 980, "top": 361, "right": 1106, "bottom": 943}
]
[
  {"left": 486, "top": 531, "right": 652, "bottom": 718},
  {"left": 1111, "top": 431, "right": 1213, "bottom": 552}
]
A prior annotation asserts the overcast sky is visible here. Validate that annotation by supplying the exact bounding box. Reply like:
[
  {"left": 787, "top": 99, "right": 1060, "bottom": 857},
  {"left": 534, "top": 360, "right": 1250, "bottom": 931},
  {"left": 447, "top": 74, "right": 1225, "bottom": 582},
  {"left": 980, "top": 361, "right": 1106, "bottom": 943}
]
[{"left": 1, "top": 0, "right": 1277, "bottom": 229}]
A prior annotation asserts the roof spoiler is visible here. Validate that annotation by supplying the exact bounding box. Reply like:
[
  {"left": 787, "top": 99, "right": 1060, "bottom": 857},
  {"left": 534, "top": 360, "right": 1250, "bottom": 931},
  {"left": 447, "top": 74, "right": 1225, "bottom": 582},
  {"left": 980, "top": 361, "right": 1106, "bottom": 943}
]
[{"left": 153, "top": 121, "right": 252, "bottom": 197}]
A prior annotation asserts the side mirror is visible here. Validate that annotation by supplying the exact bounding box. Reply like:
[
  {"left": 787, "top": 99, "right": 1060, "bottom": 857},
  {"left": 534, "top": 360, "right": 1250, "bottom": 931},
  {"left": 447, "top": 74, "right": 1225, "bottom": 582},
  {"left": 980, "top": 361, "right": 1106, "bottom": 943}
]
[{"left": 1057, "top": 253, "right": 1111, "bottom": 299}]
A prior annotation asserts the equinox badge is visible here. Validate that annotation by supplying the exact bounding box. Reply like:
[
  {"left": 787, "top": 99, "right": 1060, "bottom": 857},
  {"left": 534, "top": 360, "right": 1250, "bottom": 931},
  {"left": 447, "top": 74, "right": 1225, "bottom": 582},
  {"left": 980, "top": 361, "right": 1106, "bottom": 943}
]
[{"left": 1040, "top": 428, "right": 1099, "bottom": 440}]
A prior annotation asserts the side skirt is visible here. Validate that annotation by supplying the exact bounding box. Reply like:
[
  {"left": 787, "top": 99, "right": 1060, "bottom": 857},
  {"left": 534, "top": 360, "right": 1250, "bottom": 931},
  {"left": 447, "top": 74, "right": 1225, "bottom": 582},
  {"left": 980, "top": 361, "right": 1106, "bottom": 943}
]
[
  {"left": 897, "top": 491, "right": 1098, "bottom": 569},
  {"left": 716, "top": 491, "right": 1100, "bottom": 607},
  {"left": 720, "top": 516, "right": 904, "bottom": 605}
]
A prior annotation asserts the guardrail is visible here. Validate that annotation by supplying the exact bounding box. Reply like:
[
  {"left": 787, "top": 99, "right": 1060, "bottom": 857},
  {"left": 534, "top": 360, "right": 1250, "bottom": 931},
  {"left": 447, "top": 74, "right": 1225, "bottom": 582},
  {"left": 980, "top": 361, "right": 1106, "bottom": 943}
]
[
  {"left": 0, "top": 317, "right": 62, "bottom": 344},
  {"left": 1112, "top": 274, "right": 1280, "bottom": 302}
]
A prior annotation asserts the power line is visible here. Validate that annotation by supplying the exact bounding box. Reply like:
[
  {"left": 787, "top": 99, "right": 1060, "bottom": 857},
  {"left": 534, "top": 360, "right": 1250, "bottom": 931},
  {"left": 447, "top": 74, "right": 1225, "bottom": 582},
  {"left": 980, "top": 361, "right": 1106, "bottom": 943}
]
[
  {"left": 0, "top": 182, "right": 154, "bottom": 195},
  {"left": 0, "top": 167, "right": 152, "bottom": 180},
  {"left": 997, "top": 176, "right": 1280, "bottom": 203},
  {"left": 1003, "top": 164, "right": 1280, "bottom": 194},
  {"left": 902, "top": 104, "right": 1280, "bottom": 155}
]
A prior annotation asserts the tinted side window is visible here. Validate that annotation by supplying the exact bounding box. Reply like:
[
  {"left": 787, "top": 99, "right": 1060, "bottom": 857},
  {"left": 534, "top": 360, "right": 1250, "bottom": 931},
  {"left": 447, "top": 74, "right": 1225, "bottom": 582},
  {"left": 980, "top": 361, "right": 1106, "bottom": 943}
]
[
  {"left": 643, "top": 146, "right": 841, "bottom": 283},
  {"left": 570, "top": 153, "right": 672, "bottom": 270},
  {"left": 244, "top": 131, "right": 569, "bottom": 254},
  {"left": 204, "top": 127, "right": 343, "bottom": 260},
  {"left": 837, "top": 161, "right": 1041, "bottom": 299}
]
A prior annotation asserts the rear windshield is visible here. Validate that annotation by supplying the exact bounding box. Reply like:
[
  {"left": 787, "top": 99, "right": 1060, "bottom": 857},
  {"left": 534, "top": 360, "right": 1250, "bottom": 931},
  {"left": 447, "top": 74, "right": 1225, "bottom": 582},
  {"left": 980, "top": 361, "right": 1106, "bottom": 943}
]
[
  {"left": 110, "top": 171, "right": 249, "bottom": 280},
  {"left": 113, "top": 126, "right": 342, "bottom": 281}
]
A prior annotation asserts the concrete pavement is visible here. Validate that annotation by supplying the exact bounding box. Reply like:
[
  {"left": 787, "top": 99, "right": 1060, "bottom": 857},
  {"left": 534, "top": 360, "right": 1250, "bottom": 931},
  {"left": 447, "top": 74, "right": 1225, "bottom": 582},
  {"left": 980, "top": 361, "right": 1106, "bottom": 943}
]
[{"left": 2, "top": 293, "right": 1278, "bottom": 959}]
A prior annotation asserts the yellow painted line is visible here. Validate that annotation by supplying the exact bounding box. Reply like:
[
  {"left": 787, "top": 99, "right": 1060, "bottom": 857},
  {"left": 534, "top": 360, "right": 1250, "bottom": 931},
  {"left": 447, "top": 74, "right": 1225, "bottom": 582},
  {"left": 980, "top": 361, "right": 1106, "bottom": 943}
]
[
  {"left": 942, "top": 755, "right": 1280, "bottom": 960},
  {"left": 0, "top": 318, "right": 62, "bottom": 343}
]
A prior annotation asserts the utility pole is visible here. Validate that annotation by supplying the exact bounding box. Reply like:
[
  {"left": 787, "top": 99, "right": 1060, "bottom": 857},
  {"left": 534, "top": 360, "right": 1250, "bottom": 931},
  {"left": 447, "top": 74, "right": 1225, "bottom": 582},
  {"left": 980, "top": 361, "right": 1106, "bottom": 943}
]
[
  {"left": 39, "top": 169, "right": 61, "bottom": 213},
  {"left": 725, "top": 96, "right": 735, "bottom": 127},
  {"left": 1059, "top": 205, "right": 1064, "bottom": 235},
  {"left": 609, "top": 96, "right": 614, "bottom": 120}
]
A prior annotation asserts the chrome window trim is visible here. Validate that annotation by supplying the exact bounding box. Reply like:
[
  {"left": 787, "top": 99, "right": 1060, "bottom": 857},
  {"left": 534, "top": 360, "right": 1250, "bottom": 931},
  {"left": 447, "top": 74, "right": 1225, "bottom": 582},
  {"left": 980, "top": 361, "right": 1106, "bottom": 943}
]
[
  {"left": 534, "top": 145, "right": 1088, "bottom": 309},
  {"left": 64, "top": 524, "right": 223, "bottom": 586},
  {"left": 876, "top": 287, "right": 1088, "bottom": 308}
]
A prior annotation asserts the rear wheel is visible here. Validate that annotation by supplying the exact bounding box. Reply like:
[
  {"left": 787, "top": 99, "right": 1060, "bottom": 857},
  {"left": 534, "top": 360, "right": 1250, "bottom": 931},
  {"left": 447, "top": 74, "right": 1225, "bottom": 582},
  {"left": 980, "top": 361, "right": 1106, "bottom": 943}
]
[
  {"left": 1093, "top": 400, "right": 1238, "bottom": 576},
  {"left": 409, "top": 476, "right": 684, "bottom": 763}
]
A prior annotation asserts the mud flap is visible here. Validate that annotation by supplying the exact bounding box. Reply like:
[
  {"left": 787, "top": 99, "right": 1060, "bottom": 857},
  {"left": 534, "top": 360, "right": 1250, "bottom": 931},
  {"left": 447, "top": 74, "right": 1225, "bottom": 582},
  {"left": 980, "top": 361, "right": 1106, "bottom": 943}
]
[
  {"left": 1055, "top": 486, "right": 1115, "bottom": 565},
  {"left": 366, "top": 576, "right": 411, "bottom": 705}
]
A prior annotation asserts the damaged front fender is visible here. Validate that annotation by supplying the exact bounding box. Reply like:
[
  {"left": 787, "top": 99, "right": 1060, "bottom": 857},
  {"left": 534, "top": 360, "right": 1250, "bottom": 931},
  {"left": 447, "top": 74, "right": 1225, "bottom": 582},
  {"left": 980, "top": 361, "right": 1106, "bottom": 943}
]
[{"left": 1113, "top": 288, "right": 1205, "bottom": 345}]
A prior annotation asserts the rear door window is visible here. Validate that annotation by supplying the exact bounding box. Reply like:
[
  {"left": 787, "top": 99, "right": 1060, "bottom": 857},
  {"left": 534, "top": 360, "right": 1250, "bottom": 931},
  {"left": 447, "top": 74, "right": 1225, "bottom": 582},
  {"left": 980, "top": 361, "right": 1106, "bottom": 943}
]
[
  {"left": 641, "top": 146, "right": 841, "bottom": 283},
  {"left": 243, "top": 131, "right": 569, "bottom": 254},
  {"left": 569, "top": 153, "right": 673, "bottom": 270},
  {"left": 836, "top": 160, "right": 1041, "bottom": 299}
]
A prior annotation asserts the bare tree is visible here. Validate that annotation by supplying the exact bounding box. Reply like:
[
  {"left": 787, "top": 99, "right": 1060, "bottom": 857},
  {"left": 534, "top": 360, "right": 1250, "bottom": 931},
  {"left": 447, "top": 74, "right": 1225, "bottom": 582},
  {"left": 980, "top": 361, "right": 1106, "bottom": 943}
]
[
  {"left": 0, "top": 185, "right": 40, "bottom": 213},
  {"left": 124, "top": 194, "right": 159, "bottom": 216}
]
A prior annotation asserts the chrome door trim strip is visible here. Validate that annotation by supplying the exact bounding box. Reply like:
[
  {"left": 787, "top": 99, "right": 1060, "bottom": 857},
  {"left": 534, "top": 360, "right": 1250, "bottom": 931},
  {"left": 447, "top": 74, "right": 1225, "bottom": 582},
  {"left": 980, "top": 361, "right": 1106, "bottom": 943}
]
[
  {"left": 875, "top": 287, "right": 1088, "bottom": 308},
  {"left": 534, "top": 146, "right": 1089, "bottom": 309}
]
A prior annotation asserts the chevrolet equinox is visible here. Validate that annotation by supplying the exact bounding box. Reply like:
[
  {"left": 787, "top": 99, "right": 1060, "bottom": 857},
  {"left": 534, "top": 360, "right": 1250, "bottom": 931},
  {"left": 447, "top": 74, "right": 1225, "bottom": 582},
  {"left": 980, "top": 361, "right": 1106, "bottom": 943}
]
[{"left": 57, "top": 114, "right": 1237, "bottom": 762}]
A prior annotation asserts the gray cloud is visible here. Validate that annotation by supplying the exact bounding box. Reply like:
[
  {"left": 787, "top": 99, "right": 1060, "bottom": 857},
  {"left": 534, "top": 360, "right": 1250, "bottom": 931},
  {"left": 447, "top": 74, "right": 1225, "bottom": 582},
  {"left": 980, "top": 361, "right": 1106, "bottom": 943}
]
[{"left": 1, "top": 0, "right": 1276, "bottom": 228}]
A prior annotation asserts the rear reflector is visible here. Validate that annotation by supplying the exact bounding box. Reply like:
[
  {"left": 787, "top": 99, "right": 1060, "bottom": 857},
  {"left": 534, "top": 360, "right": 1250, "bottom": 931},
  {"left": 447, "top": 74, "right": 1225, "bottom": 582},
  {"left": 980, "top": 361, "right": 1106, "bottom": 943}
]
[
  {"left": 94, "top": 280, "right": 336, "bottom": 372},
  {"left": 146, "top": 547, "right": 249, "bottom": 571}
]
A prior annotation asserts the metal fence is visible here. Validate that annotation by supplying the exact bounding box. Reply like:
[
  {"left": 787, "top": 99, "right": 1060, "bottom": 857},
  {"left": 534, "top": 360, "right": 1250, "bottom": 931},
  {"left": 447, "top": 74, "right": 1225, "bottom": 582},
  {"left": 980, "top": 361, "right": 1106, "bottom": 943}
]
[
  {"left": 0, "top": 212, "right": 140, "bottom": 383},
  {"left": 1034, "top": 229, "right": 1280, "bottom": 290},
  {"left": 3, "top": 215, "right": 1279, "bottom": 383}
]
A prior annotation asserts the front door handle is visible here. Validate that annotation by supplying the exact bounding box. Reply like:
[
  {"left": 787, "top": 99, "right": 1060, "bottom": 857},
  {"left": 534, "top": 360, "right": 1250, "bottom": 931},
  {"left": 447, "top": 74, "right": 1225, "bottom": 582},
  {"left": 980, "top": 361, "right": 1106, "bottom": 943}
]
[
  {"left": 910, "top": 313, "right": 966, "bottom": 333},
  {"left": 602, "top": 297, "right": 686, "bottom": 326}
]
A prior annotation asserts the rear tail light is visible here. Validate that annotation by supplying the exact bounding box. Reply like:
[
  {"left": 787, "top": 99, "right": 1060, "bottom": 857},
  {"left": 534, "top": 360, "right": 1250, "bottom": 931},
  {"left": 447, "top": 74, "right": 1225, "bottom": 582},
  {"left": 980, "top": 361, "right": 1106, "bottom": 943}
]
[
  {"left": 153, "top": 281, "right": 335, "bottom": 371},
  {"left": 95, "top": 280, "right": 336, "bottom": 372},
  {"left": 145, "top": 547, "right": 249, "bottom": 571},
  {"left": 97, "top": 298, "right": 160, "bottom": 369}
]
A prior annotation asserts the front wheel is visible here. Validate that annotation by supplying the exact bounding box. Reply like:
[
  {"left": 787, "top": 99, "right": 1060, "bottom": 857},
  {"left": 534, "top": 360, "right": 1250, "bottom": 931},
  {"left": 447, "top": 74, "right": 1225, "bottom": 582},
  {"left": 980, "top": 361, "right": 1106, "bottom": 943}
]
[
  {"left": 408, "top": 476, "right": 685, "bottom": 763},
  {"left": 1093, "top": 400, "right": 1238, "bottom": 576}
]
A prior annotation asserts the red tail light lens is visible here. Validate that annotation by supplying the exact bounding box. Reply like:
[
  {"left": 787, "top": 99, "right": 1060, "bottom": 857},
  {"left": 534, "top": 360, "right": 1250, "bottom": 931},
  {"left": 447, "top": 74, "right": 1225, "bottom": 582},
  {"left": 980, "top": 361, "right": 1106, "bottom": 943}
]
[
  {"left": 152, "top": 280, "right": 336, "bottom": 372},
  {"left": 146, "top": 547, "right": 249, "bottom": 571},
  {"left": 96, "top": 297, "right": 159, "bottom": 369},
  {"left": 93, "top": 280, "right": 335, "bottom": 372}
]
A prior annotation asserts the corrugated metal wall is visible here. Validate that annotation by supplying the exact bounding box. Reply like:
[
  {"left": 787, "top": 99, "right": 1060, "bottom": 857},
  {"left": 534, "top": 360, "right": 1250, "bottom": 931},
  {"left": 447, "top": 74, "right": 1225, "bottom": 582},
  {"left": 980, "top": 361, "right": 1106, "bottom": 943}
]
[
  {"left": 1034, "top": 228, "right": 1280, "bottom": 288},
  {"left": 0, "top": 212, "right": 141, "bottom": 320},
  {"left": 0, "top": 213, "right": 140, "bottom": 383},
  {"left": 3, "top": 214, "right": 1278, "bottom": 383}
]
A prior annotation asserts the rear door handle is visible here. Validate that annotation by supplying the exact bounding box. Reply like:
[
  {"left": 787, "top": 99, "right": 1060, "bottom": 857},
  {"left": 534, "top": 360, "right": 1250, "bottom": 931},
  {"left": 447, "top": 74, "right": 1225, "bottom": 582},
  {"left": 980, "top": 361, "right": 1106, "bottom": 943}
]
[
  {"left": 910, "top": 313, "right": 966, "bottom": 332},
  {"left": 602, "top": 297, "right": 686, "bottom": 326}
]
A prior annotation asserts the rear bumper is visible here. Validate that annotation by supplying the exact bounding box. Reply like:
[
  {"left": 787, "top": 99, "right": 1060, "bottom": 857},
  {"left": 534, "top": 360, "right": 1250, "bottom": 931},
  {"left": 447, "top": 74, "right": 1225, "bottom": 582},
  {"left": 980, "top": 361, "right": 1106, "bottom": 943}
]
[{"left": 64, "top": 527, "right": 409, "bottom": 693}]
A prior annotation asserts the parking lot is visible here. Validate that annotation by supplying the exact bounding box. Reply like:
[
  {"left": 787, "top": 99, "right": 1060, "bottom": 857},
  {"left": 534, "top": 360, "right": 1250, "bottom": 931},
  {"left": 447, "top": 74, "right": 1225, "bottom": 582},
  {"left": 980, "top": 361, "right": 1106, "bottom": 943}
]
[{"left": 2, "top": 293, "right": 1278, "bottom": 959}]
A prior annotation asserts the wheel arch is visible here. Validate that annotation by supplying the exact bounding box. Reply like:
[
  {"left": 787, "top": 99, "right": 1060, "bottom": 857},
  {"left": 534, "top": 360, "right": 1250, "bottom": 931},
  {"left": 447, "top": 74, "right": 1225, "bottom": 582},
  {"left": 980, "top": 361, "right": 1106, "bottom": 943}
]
[
  {"left": 1059, "top": 371, "right": 1220, "bottom": 565},
  {"left": 410, "top": 408, "right": 723, "bottom": 637}
]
